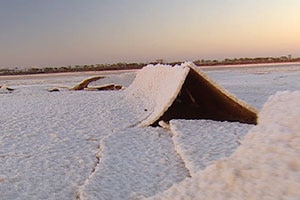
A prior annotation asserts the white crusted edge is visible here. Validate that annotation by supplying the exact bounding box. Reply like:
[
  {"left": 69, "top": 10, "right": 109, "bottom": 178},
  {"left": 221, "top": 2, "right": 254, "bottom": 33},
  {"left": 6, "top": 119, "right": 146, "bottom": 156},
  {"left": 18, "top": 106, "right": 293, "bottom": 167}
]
[
  {"left": 184, "top": 62, "right": 258, "bottom": 115},
  {"left": 125, "top": 63, "right": 190, "bottom": 127},
  {"left": 139, "top": 65, "right": 190, "bottom": 127}
]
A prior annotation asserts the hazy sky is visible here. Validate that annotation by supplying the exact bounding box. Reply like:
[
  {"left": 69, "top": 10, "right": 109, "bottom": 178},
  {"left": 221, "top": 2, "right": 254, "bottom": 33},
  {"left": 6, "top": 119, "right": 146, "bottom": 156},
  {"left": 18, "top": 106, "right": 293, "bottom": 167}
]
[{"left": 0, "top": 0, "right": 299, "bottom": 67}]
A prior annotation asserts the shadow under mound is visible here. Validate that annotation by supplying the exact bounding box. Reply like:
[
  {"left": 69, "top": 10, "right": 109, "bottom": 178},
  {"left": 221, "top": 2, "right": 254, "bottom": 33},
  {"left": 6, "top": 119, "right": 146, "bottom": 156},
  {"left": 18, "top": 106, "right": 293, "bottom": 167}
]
[{"left": 154, "top": 67, "right": 257, "bottom": 126}]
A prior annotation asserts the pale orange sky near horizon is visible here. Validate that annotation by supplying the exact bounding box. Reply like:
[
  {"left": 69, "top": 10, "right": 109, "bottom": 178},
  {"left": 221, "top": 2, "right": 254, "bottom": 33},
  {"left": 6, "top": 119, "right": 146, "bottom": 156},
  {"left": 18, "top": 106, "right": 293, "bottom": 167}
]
[{"left": 0, "top": 0, "right": 299, "bottom": 68}]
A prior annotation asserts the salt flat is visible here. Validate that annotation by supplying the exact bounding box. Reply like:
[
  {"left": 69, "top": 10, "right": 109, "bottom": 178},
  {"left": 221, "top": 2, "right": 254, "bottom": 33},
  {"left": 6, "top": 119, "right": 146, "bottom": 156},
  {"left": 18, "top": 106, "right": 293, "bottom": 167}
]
[{"left": 0, "top": 63, "right": 300, "bottom": 200}]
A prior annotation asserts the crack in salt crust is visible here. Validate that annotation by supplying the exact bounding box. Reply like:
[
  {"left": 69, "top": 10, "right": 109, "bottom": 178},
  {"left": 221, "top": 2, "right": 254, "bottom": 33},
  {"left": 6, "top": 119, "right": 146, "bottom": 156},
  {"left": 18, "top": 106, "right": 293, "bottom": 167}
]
[{"left": 75, "top": 130, "right": 115, "bottom": 200}]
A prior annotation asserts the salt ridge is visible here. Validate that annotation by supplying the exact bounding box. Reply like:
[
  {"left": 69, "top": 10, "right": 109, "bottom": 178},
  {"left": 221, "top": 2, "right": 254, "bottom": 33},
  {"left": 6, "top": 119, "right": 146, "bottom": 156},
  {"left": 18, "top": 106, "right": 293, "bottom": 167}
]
[{"left": 147, "top": 91, "right": 300, "bottom": 200}]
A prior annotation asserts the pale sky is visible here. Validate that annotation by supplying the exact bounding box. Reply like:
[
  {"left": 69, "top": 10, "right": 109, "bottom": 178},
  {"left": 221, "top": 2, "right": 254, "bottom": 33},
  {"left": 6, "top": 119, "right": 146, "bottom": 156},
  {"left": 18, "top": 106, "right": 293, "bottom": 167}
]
[{"left": 0, "top": 0, "right": 299, "bottom": 68}]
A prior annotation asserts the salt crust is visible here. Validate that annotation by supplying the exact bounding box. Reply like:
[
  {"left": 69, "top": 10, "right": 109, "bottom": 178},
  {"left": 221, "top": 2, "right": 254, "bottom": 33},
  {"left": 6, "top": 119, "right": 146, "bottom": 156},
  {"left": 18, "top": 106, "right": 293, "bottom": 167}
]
[
  {"left": 77, "top": 127, "right": 190, "bottom": 200},
  {"left": 88, "top": 72, "right": 135, "bottom": 88},
  {"left": 0, "top": 90, "right": 123, "bottom": 200},
  {"left": 125, "top": 62, "right": 257, "bottom": 126},
  {"left": 1, "top": 66, "right": 300, "bottom": 199},
  {"left": 169, "top": 120, "right": 253, "bottom": 176},
  {"left": 147, "top": 91, "right": 300, "bottom": 200},
  {"left": 0, "top": 86, "right": 189, "bottom": 200},
  {"left": 187, "top": 63, "right": 258, "bottom": 116},
  {"left": 206, "top": 64, "right": 300, "bottom": 109},
  {"left": 125, "top": 64, "right": 190, "bottom": 127}
]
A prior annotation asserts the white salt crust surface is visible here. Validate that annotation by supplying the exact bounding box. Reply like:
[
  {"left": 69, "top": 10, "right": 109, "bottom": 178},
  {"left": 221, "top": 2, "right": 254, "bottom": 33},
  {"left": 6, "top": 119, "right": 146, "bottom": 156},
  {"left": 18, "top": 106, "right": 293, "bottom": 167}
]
[
  {"left": 88, "top": 72, "right": 136, "bottom": 88},
  {"left": 77, "top": 127, "right": 190, "bottom": 200},
  {"left": 125, "top": 64, "right": 190, "bottom": 126},
  {"left": 125, "top": 62, "right": 256, "bottom": 127},
  {"left": 0, "top": 64, "right": 300, "bottom": 199},
  {"left": 147, "top": 91, "right": 300, "bottom": 200},
  {"left": 169, "top": 120, "right": 253, "bottom": 176},
  {"left": 0, "top": 82, "right": 189, "bottom": 199},
  {"left": 205, "top": 64, "right": 300, "bottom": 109},
  {"left": 0, "top": 90, "right": 125, "bottom": 200}
]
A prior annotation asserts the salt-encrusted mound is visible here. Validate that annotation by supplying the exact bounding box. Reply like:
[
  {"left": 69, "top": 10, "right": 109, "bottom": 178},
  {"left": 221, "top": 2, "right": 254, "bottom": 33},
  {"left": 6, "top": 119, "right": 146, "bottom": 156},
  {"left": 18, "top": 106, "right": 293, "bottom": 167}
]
[
  {"left": 70, "top": 76, "right": 104, "bottom": 90},
  {"left": 0, "top": 84, "right": 14, "bottom": 93},
  {"left": 147, "top": 91, "right": 300, "bottom": 200},
  {"left": 126, "top": 62, "right": 257, "bottom": 127},
  {"left": 125, "top": 63, "right": 189, "bottom": 127}
]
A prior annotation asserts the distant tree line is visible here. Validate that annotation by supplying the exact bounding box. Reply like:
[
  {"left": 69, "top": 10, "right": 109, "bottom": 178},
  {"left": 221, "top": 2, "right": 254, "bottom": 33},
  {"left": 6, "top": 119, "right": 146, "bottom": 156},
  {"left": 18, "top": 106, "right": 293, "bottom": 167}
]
[
  {"left": 1, "top": 55, "right": 300, "bottom": 76},
  {"left": 194, "top": 55, "right": 300, "bottom": 66},
  {"left": 0, "top": 63, "right": 143, "bottom": 76}
]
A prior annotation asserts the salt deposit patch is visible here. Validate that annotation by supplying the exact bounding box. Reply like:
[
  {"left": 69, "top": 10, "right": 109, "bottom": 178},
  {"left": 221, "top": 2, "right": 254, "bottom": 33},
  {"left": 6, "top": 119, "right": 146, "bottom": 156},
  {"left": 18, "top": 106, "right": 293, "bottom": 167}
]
[
  {"left": 0, "top": 88, "right": 133, "bottom": 200},
  {"left": 170, "top": 120, "right": 253, "bottom": 176},
  {"left": 126, "top": 62, "right": 257, "bottom": 126},
  {"left": 147, "top": 91, "right": 300, "bottom": 200},
  {"left": 77, "top": 127, "right": 190, "bottom": 200},
  {"left": 205, "top": 64, "right": 300, "bottom": 109},
  {"left": 126, "top": 64, "right": 189, "bottom": 127},
  {"left": 88, "top": 72, "right": 136, "bottom": 88},
  {"left": 1, "top": 65, "right": 299, "bottom": 199}
]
